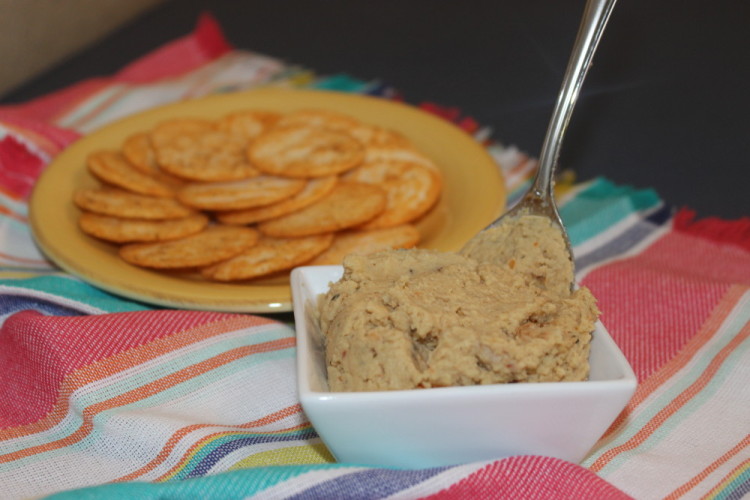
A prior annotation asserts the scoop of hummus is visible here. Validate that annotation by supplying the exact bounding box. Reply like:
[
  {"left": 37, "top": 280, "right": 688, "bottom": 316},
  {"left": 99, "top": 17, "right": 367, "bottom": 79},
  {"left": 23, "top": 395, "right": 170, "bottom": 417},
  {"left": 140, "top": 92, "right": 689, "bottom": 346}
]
[{"left": 317, "top": 215, "right": 599, "bottom": 392}]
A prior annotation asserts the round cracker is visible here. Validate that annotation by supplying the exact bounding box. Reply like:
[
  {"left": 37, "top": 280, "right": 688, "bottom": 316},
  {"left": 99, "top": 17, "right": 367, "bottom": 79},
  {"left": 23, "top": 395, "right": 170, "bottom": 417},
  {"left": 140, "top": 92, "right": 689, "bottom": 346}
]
[
  {"left": 121, "top": 132, "right": 186, "bottom": 189},
  {"left": 308, "top": 224, "right": 421, "bottom": 265},
  {"left": 364, "top": 146, "right": 439, "bottom": 171},
  {"left": 343, "top": 161, "right": 442, "bottom": 229},
  {"left": 87, "top": 150, "right": 175, "bottom": 197},
  {"left": 177, "top": 176, "right": 306, "bottom": 211},
  {"left": 78, "top": 212, "right": 209, "bottom": 243},
  {"left": 73, "top": 187, "right": 195, "bottom": 219},
  {"left": 119, "top": 225, "right": 259, "bottom": 269},
  {"left": 248, "top": 126, "right": 365, "bottom": 178},
  {"left": 274, "top": 108, "right": 360, "bottom": 132},
  {"left": 346, "top": 124, "right": 413, "bottom": 148},
  {"left": 122, "top": 132, "right": 159, "bottom": 174},
  {"left": 156, "top": 130, "right": 260, "bottom": 182},
  {"left": 215, "top": 175, "right": 338, "bottom": 225},
  {"left": 257, "top": 181, "right": 386, "bottom": 237},
  {"left": 150, "top": 118, "right": 215, "bottom": 149},
  {"left": 215, "top": 110, "right": 281, "bottom": 140},
  {"left": 201, "top": 233, "right": 334, "bottom": 282}
]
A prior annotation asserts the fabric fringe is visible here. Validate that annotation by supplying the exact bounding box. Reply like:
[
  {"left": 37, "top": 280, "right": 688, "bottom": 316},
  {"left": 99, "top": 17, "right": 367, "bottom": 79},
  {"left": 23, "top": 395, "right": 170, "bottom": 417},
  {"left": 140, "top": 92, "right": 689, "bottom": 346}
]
[{"left": 674, "top": 208, "right": 750, "bottom": 252}]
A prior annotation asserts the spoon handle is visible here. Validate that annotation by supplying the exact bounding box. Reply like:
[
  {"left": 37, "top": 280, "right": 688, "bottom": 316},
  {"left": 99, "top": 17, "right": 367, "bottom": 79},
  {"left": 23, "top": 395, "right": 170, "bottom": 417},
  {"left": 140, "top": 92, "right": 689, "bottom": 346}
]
[{"left": 532, "top": 0, "right": 618, "bottom": 198}]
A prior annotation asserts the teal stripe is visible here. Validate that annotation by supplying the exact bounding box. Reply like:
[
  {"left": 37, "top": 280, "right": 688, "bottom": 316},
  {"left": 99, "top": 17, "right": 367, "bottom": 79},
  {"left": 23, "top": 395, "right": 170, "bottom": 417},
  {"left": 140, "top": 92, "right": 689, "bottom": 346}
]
[
  {"left": 44, "top": 463, "right": 353, "bottom": 500},
  {"left": 561, "top": 178, "right": 661, "bottom": 245},
  {"left": 0, "top": 275, "right": 151, "bottom": 313},
  {"left": 0, "top": 213, "right": 31, "bottom": 231},
  {"left": 713, "top": 465, "right": 750, "bottom": 500},
  {"left": 1, "top": 325, "right": 295, "bottom": 468},
  {"left": 310, "top": 74, "right": 373, "bottom": 92},
  {"left": 583, "top": 298, "right": 750, "bottom": 474}
]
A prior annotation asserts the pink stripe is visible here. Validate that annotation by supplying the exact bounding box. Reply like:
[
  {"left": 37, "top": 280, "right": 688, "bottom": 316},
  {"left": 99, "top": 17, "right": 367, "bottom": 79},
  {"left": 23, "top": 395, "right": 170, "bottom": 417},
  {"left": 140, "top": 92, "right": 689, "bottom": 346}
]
[
  {"left": 581, "top": 228, "right": 750, "bottom": 380},
  {"left": 0, "top": 135, "right": 47, "bottom": 199},
  {"left": 639, "top": 228, "right": 750, "bottom": 285},
  {"left": 422, "top": 456, "right": 631, "bottom": 499},
  {"left": 0, "top": 309, "right": 239, "bottom": 428}
]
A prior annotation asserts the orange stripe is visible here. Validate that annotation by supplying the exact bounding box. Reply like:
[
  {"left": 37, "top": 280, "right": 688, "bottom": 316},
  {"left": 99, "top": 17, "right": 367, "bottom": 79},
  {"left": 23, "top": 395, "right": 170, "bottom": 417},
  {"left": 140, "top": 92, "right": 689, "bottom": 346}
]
[
  {"left": 116, "top": 404, "right": 304, "bottom": 482},
  {"left": 597, "top": 285, "right": 746, "bottom": 442},
  {"left": 0, "top": 204, "right": 27, "bottom": 223},
  {"left": 701, "top": 455, "right": 750, "bottom": 499},
  {"left": 664, "top": 434, "right": 750, "bottom": 499},
  {"left": 154, "top": 420, "right": 311, "bottom": 482},
  {"left": 0, "top": 335, "right": 294, "bottom": 463},
  {"left": 0, "top": 315, "right": 279, "bottom": 440},
  {"left": 0, "top": 251, "right": 49, "bottom": 266},
  {"left": 0, "top": 184, "right": 24, "bottom": 202},
  {"left": 589, "top": 318, "right": 750, "bottom": 472}
]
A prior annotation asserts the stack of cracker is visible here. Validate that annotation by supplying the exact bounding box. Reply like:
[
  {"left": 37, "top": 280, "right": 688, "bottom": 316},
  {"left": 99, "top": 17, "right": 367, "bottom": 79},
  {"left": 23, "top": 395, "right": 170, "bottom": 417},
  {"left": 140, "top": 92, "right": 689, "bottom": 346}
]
[{"left": 73, "top": 108, "right": 442, "bottom": 282}]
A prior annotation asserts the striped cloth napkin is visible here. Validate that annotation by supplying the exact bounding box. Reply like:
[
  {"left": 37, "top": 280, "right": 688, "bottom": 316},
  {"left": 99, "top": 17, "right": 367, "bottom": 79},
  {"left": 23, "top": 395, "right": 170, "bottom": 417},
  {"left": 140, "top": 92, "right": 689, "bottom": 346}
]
[{"left": 1, "top": 13, "right": 748, "bottom": 500}]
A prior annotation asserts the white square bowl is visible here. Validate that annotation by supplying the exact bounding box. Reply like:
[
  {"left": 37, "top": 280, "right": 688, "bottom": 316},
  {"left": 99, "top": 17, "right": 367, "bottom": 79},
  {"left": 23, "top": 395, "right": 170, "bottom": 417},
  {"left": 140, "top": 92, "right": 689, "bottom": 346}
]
[{"left": 291, "top": 265, "right": 637, "bottom": 468}]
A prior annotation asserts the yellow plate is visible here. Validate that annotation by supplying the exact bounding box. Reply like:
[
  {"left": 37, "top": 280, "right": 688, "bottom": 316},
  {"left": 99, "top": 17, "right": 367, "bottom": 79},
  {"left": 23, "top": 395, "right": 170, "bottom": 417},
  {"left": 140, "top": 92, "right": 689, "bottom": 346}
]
[{"left": 30, "top": 88, "right": 506, "bottom": 313}]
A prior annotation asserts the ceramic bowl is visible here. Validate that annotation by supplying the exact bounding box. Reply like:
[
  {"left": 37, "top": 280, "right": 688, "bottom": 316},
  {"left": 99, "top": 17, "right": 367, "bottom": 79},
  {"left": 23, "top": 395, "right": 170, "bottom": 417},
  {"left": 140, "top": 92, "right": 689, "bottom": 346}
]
[{"left": 291, "top": 265, "right": 637, "bottom": 468}]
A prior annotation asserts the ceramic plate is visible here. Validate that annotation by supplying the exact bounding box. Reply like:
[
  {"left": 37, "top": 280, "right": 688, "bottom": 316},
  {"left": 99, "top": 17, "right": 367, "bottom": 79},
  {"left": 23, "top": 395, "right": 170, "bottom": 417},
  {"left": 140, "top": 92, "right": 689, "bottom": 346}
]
[{"left": 30, "top": 88, "right": 506, "bottom": 312}]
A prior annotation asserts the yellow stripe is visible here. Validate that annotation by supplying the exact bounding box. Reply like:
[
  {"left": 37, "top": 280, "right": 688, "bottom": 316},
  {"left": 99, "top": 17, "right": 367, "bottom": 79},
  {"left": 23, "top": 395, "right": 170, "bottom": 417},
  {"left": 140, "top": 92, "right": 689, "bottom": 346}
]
[{"left": 230, "top": 442, "right": 335, "bottom": 469}]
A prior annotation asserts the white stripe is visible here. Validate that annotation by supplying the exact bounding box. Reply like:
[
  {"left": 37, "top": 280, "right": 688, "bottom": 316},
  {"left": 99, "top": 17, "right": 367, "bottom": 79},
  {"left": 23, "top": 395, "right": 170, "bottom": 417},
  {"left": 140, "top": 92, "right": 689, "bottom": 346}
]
[
  {"left": 588, "top": 291, "right": 750, "bottom": 460},
  {"left": 0, "top": 353, "right": 301, "bottom": 498},
  {"left": 472, "top": 126, "right": 493, "bottom": 143},
  {"left": 588, "top": 291, "right": 750, "bottom": 499},
  {"left": 0, "top": 322, "right": 290, "bottom": 450},
  {"left": 503, "top": 159, "right": 538, "bottom": 191},
  {"left": 679, "top": 440, "right": 749, "bottom": 499},
  {"left": 605, "top": 341, "right": 749, "bottom": 499},
  {"left": 487, "top": 143, "right": 525, "bottom": 171},
  {"left": 574, "top": 215, "right": 671, "bottom": 281},
  {"left": 56, "top": 84, "right": 128, "bottom": 130}
]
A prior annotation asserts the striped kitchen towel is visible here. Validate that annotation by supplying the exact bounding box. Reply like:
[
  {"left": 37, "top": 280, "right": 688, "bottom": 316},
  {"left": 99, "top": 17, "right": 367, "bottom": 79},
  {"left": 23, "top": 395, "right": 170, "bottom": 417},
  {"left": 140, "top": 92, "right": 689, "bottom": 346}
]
[{"left": 1, "top": 12, "right": 748, "bottom": 500}]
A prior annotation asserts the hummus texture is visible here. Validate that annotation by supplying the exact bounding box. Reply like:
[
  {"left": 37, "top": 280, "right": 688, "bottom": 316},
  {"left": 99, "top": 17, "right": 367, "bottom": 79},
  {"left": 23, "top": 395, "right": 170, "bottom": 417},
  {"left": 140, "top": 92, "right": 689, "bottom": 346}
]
[{"left": 317, "top": 215, "right": 599, "bottom": 392}]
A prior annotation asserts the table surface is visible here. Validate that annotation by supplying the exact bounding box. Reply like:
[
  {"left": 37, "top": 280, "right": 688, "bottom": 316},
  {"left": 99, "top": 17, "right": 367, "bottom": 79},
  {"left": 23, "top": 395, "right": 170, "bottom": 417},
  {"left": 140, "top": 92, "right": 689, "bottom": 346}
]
[{"left": 4, "top": 0, "right": 748, "bottom": 219}]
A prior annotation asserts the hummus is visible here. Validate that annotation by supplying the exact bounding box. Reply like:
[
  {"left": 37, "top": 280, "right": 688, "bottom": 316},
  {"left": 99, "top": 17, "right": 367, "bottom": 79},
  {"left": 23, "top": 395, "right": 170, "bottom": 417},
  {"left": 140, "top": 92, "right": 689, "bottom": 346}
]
[{"left": 317, "top": 214, "right": 599, "bottom": 392}]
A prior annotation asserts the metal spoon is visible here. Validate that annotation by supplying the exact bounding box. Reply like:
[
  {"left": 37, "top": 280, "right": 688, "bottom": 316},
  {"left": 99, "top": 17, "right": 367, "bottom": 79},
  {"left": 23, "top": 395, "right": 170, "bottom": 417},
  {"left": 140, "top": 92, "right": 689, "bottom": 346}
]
[{"left": 462, "top": 0, "right": 617, "bottom": 268}]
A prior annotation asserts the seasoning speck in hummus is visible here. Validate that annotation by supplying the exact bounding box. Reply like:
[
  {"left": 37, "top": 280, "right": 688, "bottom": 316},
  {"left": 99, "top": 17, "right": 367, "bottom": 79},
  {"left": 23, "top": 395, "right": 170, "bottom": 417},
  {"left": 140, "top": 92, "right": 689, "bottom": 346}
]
[{"left": 317, "top": 215, "right": 599, "bottom": 392}]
